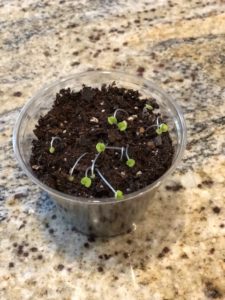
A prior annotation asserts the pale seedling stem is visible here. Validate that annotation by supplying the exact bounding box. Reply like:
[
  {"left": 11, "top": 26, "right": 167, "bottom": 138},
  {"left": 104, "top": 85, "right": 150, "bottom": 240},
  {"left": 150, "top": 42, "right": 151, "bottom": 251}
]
[
  {"left": 105, "top": 146, "right": 125, "bottom": 160},
  {"left": 91, "top": 152, "right": 101, "bottom": 178},
  {"left": 125, "top": 145, "right": 130, "bottom": 160},
  {"left": 96, "top": 168, "right": 116, "bottom": 194},
  {"left": 69, "top": 152, "right": 87, "bottom": 176},
  {"left": 50, "top": 136, "right": 61, "bottom": 148},
  {"left": 113, "top": 108, "right": 128, "bottom": 118}
]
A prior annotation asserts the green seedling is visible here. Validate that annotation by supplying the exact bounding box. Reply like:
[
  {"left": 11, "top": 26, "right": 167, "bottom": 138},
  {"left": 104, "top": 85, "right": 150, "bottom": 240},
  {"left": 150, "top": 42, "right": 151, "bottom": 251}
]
[
  {"left": 81, "top": 176, "right": 92, "bottom": 188},
  {"left": 49, "top": 136, "right": 61, "bottom": 154},
  {"left": 115, "top": 190, "right": 124, "bottom": 200},
  {"left": 108, "top": 108, "right": 128, "bottom": 126},
  {"left": 49, "top": 146, "right": 55, "bottom": 154},
  {"left": 156, "top": 123, "right": 169, "bottom": 135},
  {"left": 96, "top": 142, "right": 106, "bottom": 153},
  {"left": 145, "top": 104, "right": 153, "bottom": 110},
  {"left": 107, "top": 116, "right": 117, "bottom": 125},
  {"left": 118, "top": 120, "right": 127, "bottom": 132},
  {"left": 96, "top": 168, "right": 124, "bottom": 200},
  {"left": 68, "top": 152, "right": 87, "bottom": 182},
  {"left": 155, "top": 117, "right": 169, "bottom": 135},
  {"left": 142, "top": 103, "right": 153, "bottom": 118},
  {"left": 145, "top": 117, "right": 169, "bottom": 135},
  {"left": 81, "top": 166, "right": 95, "bottom": 188},
  {"left": 126, "top": 159, "right": 135, "bottom": 168},
  {"left": 105, "top": 145, "right": 134, "bottom": 166},
  {"left": 125, "top": 145, "right": 136, "bottom": 168}
]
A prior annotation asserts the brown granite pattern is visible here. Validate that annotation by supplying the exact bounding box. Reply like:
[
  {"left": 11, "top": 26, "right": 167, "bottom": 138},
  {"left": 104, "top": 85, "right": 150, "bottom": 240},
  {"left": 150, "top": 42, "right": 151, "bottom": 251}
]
[{"left": 0, "top": 0, "right": 225, "bottom": 299}]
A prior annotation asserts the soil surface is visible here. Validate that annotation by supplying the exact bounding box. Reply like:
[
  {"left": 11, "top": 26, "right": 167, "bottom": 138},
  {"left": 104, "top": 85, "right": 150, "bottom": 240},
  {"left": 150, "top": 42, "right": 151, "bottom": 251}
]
[{"left": 30, "top": 84, "right": 174, "bottom": 199}]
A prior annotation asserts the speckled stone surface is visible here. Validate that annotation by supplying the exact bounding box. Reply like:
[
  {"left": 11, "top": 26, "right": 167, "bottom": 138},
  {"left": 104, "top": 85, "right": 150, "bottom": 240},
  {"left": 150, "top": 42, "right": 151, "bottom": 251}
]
[{"left": 1, "top": 0, "right": 225, "bottom": 299}]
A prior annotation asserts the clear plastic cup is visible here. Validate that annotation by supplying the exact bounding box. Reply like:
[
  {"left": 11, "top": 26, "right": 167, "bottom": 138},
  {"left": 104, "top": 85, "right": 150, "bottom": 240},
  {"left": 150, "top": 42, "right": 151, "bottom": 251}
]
[{"left": 13, "top": 71, "right": 187, "bottom": 237}]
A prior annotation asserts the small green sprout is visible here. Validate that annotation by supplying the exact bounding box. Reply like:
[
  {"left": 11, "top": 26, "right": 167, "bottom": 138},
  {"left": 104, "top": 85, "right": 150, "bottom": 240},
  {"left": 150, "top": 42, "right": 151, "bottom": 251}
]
[
  {"left": 125, "top": 145, "right": 135, "bottom": 168},
  {"left": 156, "top": 123, "right": 169, "bottom": 135},
  {"left": 81, "top": 176, "right": 92, "bottom": 188},
  {"left": 96, "top": 142, "right": 106, "bottom": 153},
  {"left": 115, "top": 190, "right": 124, "bottom": 200},
  {"left": 146, "top": 117, "right": 169, "bottom": 135},
  {"left": 117, "top": 120, "right": 127, "bottom": 132},
  {"left": 81, "top": 166, "right": 95, "bottom": 188},
  {"left": 126, "top": 159, "right": 136, "bottom": 168},
  {"left": 49, "top": 136, "right": 61, "bottom": 154},
  {"left": 107, "top": 116, "right": 117, "bottom": 125},
  {"left": 108, "top": 108, "right": 128, "bottom": 127},
  {"left": 145, "top": 104, "right": 153, "bottom": 110},
  {"left": 160, "top": 123, "right": 169, "bottom": 132},
  {"left": 49, "top": 146, "right": 55, "bottom": 154}
]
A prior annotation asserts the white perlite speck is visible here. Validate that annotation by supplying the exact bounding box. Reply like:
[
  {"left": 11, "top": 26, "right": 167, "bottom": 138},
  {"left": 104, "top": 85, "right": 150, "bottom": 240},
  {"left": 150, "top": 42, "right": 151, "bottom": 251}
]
[{"left": 90, "top": 117, "right": 99, "bottom": 123}]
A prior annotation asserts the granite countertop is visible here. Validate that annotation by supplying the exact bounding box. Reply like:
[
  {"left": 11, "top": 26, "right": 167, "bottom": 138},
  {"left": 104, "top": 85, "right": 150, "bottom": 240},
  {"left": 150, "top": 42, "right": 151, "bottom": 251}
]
[{"left": 0, "top": 0, "right": 225, "bottom": 299}]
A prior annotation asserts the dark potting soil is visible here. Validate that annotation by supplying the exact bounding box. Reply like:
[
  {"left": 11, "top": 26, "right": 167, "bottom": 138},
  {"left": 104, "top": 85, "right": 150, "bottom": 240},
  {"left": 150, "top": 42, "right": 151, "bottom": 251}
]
[{"left": 30, "top": 84, "right": 174, "bottom": 199}]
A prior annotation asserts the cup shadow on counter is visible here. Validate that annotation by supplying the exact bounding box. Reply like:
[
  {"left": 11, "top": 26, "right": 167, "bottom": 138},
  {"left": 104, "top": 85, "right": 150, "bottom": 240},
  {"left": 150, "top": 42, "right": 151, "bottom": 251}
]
[{"left": 35, "top": 185, "right": 186, "bottom": 268}]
